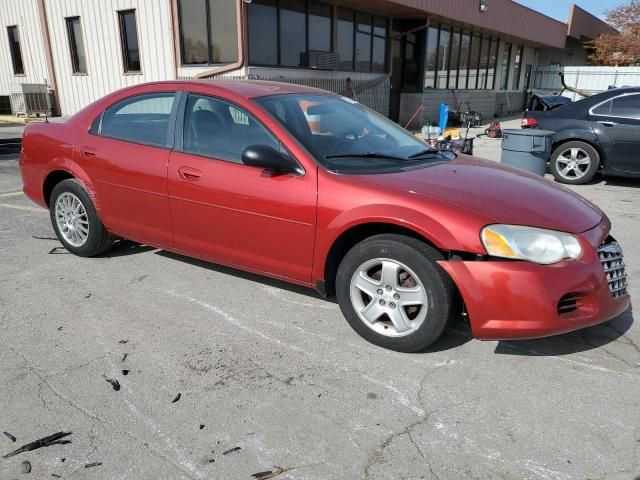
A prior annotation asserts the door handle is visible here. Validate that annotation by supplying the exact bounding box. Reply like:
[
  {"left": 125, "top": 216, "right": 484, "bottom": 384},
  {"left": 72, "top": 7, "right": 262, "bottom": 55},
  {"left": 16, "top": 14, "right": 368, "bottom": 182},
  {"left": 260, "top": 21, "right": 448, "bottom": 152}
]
[
  {"left": 598, "top": 121, "right": 618, "bottom": 127},
  {"left": 80, "top": 147, "right": 96, "bottom": 157},
  {"left": 178, "top": 166, "right": 202, "bottom": 181}
]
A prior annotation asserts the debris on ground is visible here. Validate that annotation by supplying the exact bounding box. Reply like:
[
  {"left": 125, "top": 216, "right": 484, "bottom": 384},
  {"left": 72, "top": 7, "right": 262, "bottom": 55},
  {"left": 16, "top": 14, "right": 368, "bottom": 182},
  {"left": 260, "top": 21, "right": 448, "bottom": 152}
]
[
  {"left": 104, "top": 377, "right": 121, "bottom": 391},
  {"left": 199, "top": 424, "right": 205, "bottom": 430},
  {"left": 222, "top": 446, "right": 241, "bottom": 455},
  {"left": 3, "top": 431, "right": 16, "bottom": 442},
  {"left": 48, "top": 247, "right": 68, "bottom": 254},
  {"left": 122, "top": 353, "right": 128, "bottom": 362},
  {"left": 85, "top": 462, "right": 102, "bottom": 468},
  {"left": 51, "top": 475, "right": 61, "bottom": 478},
  {"left": 122, "top": 370, "right": 130, "bottom": 376},
  {"left": 251, "top": 467, "right": 291, "bottom": 479},
  {"left": 21, "top": 460, "right": 32, "bottom": 473},
  {"left": 118, "top": 340, "right": 128, "bottom": 344},
  {"left": 32, "top": 236, "right": 59, "bottom": 241},
  {"left": 84, "top": 293, "right": 92, "bottom": 299},
  {"left": 171, "top": 393, "right": 181, "bottom": 403},
  {"left": 2, "top": 432, "right": 72, "bottom": 459}
]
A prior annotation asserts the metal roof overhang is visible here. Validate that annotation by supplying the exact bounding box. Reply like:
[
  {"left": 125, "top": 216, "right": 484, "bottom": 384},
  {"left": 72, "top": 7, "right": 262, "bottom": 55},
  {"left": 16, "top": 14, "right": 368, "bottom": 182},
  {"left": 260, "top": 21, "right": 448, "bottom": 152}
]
[{"left": 331, "top": 0, "right": 567, "bottom": 49}]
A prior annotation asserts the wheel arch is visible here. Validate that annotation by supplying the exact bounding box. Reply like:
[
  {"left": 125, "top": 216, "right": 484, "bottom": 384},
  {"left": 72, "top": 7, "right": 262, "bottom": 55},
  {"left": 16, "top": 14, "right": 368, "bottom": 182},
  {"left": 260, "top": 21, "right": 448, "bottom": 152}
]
[
  {"left": 551, "top": 135, "right": 604, "bottom": 166},
  {"left": 321, "top": 222, "right": 447, "bottom": 297},
  {"left": 43, "top": 170, "right": 75, "bottom": 207}
]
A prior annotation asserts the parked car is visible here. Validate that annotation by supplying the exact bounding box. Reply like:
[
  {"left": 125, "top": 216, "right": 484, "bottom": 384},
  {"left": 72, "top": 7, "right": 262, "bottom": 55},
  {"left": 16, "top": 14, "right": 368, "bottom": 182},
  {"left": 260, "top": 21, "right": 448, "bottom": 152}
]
[
  {"left": 20, "top": 81, "right": 629, "bottom": 352},
  {"left": 522, "top": 87, "right": 640, "bottom": 184}
]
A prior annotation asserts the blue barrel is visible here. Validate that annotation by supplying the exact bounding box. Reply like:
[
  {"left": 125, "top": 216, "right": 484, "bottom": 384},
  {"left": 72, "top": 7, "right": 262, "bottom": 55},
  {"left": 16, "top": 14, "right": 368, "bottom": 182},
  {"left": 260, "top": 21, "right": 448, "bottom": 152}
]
[{"left": 501, "top": 129, "right": 554, "bottom": 176}]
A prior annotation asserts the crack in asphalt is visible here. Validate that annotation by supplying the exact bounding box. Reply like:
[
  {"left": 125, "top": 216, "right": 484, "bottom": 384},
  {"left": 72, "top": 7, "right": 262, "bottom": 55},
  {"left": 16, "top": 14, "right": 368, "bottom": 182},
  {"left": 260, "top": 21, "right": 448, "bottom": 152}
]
[{"left": 363, "top": 360, "right": 460, "bottom": 479}]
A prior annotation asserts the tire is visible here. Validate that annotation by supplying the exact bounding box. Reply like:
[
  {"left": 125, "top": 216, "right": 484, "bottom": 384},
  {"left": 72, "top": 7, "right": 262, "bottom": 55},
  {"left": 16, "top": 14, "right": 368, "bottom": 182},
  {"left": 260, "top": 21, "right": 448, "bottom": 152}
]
[
  {"left": 550, "top": 141, "right": 600, "bottom": 185},
  {"left": 49, "top": 178, "right": 113, "bottom": 256},
  {"left": 336, "top": 234, "right": 455, "bottom": 352}
]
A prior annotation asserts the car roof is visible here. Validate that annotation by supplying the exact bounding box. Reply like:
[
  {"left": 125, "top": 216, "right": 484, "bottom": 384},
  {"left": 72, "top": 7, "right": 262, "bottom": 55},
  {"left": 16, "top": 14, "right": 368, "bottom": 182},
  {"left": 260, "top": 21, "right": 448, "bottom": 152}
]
[{"left": 176, "top": 79, "right": 334, "bottom": 99}]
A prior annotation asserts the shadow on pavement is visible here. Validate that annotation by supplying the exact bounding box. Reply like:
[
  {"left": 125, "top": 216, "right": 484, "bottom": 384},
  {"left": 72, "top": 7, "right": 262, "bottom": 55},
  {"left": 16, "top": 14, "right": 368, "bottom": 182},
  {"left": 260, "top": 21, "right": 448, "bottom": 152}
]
[
  {"left": 154, "top": 249, "right": 331, "bottom": 302},
  {"left": 494, "top": 307, "right": 635, "bottom": 357}
]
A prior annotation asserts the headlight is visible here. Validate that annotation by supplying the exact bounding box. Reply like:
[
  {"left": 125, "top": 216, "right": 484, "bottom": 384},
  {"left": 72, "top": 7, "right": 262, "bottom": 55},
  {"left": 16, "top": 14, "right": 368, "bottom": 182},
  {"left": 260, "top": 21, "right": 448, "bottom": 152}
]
[{"left": 481, "top": 224, "right": 582, "bottom": 264}]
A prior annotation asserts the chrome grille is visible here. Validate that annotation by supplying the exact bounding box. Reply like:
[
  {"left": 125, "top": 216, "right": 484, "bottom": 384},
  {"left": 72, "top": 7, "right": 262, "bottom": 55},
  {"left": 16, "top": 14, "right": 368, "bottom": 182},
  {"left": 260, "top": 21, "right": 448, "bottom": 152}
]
[{"left": 598, "top": 241, "right": 628, "bottom": 298}]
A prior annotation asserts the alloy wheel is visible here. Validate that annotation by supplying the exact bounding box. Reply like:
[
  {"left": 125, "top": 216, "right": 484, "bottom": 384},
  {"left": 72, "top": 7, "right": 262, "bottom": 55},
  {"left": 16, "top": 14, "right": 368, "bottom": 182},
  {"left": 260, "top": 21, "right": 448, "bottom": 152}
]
[
  {"left": 349, "top": 258, "right": 428, "bottom": 337},
  {"left": 54, "top": 192, "right": 90, "bottom": 247},
  {"left": 556, "top": 147, "right": 591, "bottom": 181}
]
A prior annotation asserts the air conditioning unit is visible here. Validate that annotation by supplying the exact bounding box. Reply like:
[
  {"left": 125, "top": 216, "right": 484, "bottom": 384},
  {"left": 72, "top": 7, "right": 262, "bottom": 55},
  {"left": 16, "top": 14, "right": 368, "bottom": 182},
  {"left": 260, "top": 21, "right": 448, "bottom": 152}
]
[
  {"left": 9, "top": 83, "right": 53, "bottom": 116},
  {"left": 307, "top": 51, "right": 340, "bottom": 70}
]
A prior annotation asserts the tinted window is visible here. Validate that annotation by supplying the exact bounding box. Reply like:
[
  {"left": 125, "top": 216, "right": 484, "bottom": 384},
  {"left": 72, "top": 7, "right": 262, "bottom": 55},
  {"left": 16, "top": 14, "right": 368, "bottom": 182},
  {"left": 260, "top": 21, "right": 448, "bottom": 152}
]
[
  {"left": 308, "top": 2, "right": 331, "bottom": 53},
  {"left": 118, "top": 10, "right": 141, "bottom": 72},
  {"left": 337, "top": 8, "right": 354, "bottom": 70},
  {"left": 179, "top": 0, "right": 207, "bottom": 63},
  {"left": 65, "top": 17, "right": 87, "bottom": 74},
  {"left": 100, "top": 93, "right": 176, "bottom": 146},
  {"left": 591, "top": 100, "right": 612, "bottom": 116},
  {"left": 610, "top": 94, "right": 640, "bottom": 119},
  {"left": 248, "top": 0, "right": 278, "bottom": 65},
  {"left": 183, "top": 95, "right": 279, "bottom": 163},
  {"left": 280, "top": 0, "right": 306, "bottom": 67},
  {"left": 7, "top": 26, "right": 25, "bottom": 75}
]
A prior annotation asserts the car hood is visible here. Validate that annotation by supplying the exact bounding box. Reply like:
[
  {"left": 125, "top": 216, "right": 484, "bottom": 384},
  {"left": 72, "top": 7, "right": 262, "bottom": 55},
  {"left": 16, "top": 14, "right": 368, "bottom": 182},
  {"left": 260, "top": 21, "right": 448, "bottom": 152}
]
[{"left": 358, "top": 156, "right": 603, "bottom": 234}]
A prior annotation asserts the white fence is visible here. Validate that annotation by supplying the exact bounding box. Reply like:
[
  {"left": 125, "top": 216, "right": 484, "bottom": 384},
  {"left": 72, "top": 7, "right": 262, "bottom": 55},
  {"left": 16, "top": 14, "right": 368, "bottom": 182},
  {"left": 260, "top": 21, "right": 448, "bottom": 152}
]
[{"left": 533, "top": 66, "right": 640, "bottom": 100}]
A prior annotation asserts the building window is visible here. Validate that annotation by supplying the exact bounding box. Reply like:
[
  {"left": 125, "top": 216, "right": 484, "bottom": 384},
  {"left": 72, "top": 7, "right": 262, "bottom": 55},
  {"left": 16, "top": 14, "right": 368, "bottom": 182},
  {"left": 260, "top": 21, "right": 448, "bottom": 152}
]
[
  {"left": 7, "top": 26, "right": 25, "bottom": 75},
  {"left": 118, "top": 10, "right": 141, "bottom": 72},
  {"left": 448, "top": 29, "right": 461, "bottom": 89},
  {"left": 280, "top": 0, "right": 306, "bottom": 67},
  {"left": 337, "top": 8, "right": 354, "bottom": 70},
  {"left": 248, "top": 0, "right": 278, "bottom": 65},
  {"left": 467, "top": 32, "right": 481, "bottom": 88},
  {"left": 457, "top": 32, "right": 470, "bottom": 89},
  {"left": 488, "top": 38, "right": 499, "bottom": 89},
  {"left": 65, "top": 17, "right": 87, "bottom": 74},
  {"left": 424, "top": 26, "right": 438, "bottom": 88},
  {"left": 500, "top": 43, "right": 512, "bottom": 90},
  {"left": 512, "top": 45, "right": 524, "bottom": 90},
  {"left": 436, "top": 27, "right": 450, "bottom": 88},
  {"left": 178, "top": 0, "right": 238, "bottom": 66},
  {"left": 247, "top": 2, "right": 383, "bottom": 72},
  {"left": 308, "top": 1, "right": 331, "bottom": 53}
]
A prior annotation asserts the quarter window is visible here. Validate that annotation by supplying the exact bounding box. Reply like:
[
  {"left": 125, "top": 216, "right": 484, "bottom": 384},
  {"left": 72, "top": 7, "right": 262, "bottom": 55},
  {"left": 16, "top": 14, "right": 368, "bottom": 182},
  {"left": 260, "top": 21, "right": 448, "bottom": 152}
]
[
  {"left": 183, "top": 95, "right": 279, "bottom": 163},
  {"left": 65, "top": 17, "right": 87, "bottom": 74},
  {"left": 7, "top": 26, "right": 25, "bottom": 75},
  {"left": 99, "top": 93, "right": 176, "bottom": 147},
  {"left": 118, "top": 10, "right": 141, "bottom": 73}
]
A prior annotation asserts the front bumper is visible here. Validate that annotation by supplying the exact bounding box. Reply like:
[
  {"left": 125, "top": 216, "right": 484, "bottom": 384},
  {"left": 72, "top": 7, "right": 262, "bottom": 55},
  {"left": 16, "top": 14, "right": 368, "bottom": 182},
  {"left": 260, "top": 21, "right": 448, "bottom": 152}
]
[{"left": 439, "top": 220, "right": 630, "bottom": 340}]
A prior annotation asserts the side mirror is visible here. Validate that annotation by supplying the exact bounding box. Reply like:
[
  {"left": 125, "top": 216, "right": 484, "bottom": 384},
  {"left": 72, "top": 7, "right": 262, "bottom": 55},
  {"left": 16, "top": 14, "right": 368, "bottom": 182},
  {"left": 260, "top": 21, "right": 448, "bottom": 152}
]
[{"left": 241, "top": 144, "right": 302, "bottom": 175}]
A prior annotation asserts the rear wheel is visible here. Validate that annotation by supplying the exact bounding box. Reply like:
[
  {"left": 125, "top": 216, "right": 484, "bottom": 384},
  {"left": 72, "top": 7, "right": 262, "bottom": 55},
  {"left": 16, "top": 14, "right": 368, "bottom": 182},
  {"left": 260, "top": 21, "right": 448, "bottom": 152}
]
[
  {"left": 336, "top": 234, "right": 455, "bottom": 352},
  {"left": 550, "top": 141, "right": 599, "bottom": 184},
  {"left": 49, "top": 179, "right": 113, "bottom": 256}
]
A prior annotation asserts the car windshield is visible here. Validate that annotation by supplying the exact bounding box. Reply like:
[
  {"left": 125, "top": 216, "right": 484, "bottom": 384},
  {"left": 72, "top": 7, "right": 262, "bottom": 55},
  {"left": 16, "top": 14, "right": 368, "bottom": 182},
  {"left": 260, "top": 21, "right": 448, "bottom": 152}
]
[{"left": 255, "top": 93, "right": 449, "bottom": 174}]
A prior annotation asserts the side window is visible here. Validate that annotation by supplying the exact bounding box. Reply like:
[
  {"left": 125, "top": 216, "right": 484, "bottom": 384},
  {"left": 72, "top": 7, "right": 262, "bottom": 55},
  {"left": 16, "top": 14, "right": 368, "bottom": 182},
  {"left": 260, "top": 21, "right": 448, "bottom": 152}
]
[
  {"left": 99, "top": 92, "right": 176, "bottom": 147},
  {"left": 183, "top": 94, "right": 279, "bottom": 163},
  {"left": 591, "top": 100, "right": 612, "bottom": 117},
  {"left": 611, "top": 94, "right": 640, "bottom": 120}
]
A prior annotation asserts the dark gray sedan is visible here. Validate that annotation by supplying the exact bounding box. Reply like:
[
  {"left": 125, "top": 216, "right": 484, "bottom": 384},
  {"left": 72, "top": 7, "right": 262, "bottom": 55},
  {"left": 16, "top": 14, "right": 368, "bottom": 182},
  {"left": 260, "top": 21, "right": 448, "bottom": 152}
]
[{"left": 522, "top": 87, "right": 640, "bottom": 184}]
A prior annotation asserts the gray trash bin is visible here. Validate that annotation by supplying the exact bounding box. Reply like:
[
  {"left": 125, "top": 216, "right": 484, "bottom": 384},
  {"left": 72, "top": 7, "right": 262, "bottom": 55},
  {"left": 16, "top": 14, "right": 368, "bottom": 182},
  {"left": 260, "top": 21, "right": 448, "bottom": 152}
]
[{"left": 500, "top": 129, "right": 554, "bottom": 176}]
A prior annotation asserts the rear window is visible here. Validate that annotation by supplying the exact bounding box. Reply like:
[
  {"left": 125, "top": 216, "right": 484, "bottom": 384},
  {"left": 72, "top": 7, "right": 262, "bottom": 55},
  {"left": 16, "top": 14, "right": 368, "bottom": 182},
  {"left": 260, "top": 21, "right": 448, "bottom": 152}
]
[
  {"left": 98, "top": 92, "right": 176, "bottom": 147},
  {"left": 611, "top": 94, "right": 640, "bottom": 119}
]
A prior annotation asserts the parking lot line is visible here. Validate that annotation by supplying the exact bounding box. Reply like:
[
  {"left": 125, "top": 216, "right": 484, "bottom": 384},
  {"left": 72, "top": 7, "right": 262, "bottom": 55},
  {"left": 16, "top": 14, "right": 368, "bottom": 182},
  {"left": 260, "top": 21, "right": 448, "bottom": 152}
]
[
  {"left": 0, "top": 203, "right": 45, "bottom": 213},
  {"left": 0, "top": 191, "right": 23, "bottom": 197}
]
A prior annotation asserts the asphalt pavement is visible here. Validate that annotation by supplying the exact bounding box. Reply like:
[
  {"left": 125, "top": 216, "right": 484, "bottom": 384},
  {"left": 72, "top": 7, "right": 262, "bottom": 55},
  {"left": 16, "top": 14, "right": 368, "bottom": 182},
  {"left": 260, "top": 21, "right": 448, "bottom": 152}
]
[{"left": 0, "top": 151, "right": 638, "bottom": 480}]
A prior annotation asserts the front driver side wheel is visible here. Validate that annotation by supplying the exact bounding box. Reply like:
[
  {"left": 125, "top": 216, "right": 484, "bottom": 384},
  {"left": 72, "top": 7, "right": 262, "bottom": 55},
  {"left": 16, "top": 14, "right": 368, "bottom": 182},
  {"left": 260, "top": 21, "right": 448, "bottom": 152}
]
[{"left": 336, "top": 234, "right": 455, "bottom": 352}]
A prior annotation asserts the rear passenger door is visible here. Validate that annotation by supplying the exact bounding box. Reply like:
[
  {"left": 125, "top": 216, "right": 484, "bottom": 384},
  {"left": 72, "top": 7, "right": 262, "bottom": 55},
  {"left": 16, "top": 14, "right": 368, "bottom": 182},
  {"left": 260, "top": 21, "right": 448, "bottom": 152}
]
[
  {"left": 590, "top": 92, "right": 640, "bottom": 174},
  {"left": 167, "top": 93, "right": 317, "bottom": 283},
  {"left": 81, "top": 91, "right": 178, "bottom": 245}
]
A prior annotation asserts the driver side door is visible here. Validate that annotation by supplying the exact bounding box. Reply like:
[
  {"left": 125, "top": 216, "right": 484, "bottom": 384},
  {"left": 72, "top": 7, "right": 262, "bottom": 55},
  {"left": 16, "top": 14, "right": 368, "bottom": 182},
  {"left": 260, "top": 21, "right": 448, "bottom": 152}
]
[{"left": 167, "top": 93, "right": 317, "bottom": 284}]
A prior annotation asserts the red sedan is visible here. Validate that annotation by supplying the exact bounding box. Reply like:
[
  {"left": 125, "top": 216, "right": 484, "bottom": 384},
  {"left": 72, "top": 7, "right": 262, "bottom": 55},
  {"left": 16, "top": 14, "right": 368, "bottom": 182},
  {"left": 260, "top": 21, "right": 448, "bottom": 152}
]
[{"left": 20, "top": 80, "right": 630, "bottom": 352}]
